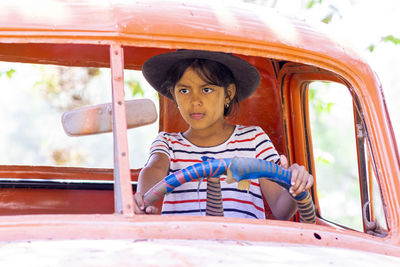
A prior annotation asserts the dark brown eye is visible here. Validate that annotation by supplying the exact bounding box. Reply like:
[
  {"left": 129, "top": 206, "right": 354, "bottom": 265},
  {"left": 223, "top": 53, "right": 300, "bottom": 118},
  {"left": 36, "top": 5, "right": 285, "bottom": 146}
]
[{"left": 203, "top": 87, "right": 213, "bottom": 93}]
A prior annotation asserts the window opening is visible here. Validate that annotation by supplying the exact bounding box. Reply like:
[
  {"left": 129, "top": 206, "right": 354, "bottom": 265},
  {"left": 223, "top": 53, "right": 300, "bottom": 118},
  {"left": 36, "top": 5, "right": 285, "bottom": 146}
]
[
  {"left": 0, "top": 62, "right": 113, "bottom": 168},
  {"left": 124, "top": 69, "right": 159, "bottom": 169},
  {"left": 308, "top": 81, "right": 363, "bottom": 230}
]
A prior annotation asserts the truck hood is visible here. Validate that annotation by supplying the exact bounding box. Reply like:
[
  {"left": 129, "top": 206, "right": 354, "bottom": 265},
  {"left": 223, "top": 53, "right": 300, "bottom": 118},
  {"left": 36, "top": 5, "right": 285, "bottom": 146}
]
[{"left": 0, "top": 239, "right": 399, "bottom": 266}]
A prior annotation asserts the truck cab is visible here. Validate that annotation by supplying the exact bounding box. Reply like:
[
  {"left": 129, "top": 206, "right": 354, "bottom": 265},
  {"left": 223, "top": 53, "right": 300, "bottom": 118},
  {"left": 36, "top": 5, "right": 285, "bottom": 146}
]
[{"left": 0, "top": 0, "right": 399, "bottom": 264}]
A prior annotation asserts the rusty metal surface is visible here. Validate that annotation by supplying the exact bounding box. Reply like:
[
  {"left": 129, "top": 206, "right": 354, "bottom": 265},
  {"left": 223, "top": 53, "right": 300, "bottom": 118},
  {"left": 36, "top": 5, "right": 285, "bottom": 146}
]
[
  {"left": 0, "top": 189, "right": 114, "bottom": 215},
  {"left": 0, "top": 166, "right": 140, "bottom": 181}
]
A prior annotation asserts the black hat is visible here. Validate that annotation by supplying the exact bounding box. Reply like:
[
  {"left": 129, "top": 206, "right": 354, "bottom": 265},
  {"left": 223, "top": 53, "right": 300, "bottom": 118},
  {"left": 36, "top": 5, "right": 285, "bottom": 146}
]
[{"left": 142, "top": 50, "right": 260, "bottom": 101}]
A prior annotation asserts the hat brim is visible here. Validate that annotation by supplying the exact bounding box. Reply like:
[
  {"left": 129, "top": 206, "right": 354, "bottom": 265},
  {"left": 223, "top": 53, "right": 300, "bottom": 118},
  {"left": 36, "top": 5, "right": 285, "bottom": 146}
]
[{"left": 142, "top": 50, "right": 260, "bottom": 101}]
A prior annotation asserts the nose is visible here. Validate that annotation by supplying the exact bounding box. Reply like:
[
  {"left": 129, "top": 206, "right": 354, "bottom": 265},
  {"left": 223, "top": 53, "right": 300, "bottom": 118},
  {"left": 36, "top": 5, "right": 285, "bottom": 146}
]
[{"left": 190, "top": 91, "right": 203, "bottom": 106}]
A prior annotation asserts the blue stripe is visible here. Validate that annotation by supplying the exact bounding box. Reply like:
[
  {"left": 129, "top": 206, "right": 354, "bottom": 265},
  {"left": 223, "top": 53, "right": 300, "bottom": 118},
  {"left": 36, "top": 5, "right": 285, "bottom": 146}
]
[
  {"left": 151, "top": 149, "right": 170, "bottom": 155},
  {"left": 161, "top": 209, "right": 205, "bottom": 215},
  {"left": 161, "top": 208, "right": 259, "bottom": 219},
  {"left": 170, "top": 188, "right": 263, "bottom": 200},
  {"left": 224, "top": 208, "right": 259, "bottom": 219},
  {"left": 164, "top": 133, "right": 185, "bottom": 142},
  {"left": 255, "top": 139, "right": 272, "bottom": 149},
  {"left": 262, "top": 154, "right": 279, "bottom": 162},
  {"left": 151, "top": 139, "right": 171, "bottom": 150},
  {"left": 235, "top": 128, "right": 256, "bottom": 136},
  {"left": 172, "top": 147, "right": 255, "bottom": 155}
]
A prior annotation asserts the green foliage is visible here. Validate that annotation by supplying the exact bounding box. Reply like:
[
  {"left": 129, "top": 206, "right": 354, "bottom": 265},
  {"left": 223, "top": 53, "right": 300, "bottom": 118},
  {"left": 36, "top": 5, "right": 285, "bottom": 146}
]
[
  {"left": 368, "top": 35, "right": 400, "bottom": 52},
  {"left": 381, "top": 35, "right": 400, "bottom": 45},
  {"left": 307, "top": 0, "right": 322, "bottom": 9},
  {"left": 125, "top": 79, "right": 144, "bottom": 97},
  {"left": 321, "top": 13, "right": 333, "bottom": 24},
  {"left": 309, "top": 85, "right": 335, "bottom": 166},
  {"left": 6, "top": 69, "right": 16, "bottom": 78},
  {"left": 309, "top": 82, "right": 363, "bottom": 230},
  {"left": 368, "top": 44, "right": 375, "bottom": 52},
  {"left": 0, "top": 68, "right": 16, "bottom": 79},
  {"left": 316, "top": 155, "right": 331, "bottom": 165},
  {"left": 309, "top": 86, "right": 334, "bottom": 114},
  {"left": 32, "top": 66, "right": 96, "bottom": 112}
]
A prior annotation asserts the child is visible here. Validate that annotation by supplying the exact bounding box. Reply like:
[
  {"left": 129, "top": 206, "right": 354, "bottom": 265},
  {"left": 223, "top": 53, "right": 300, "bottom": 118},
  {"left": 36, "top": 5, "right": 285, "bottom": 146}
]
[{"left": 134, "top": 49, "right": 313, "bottom": 220}]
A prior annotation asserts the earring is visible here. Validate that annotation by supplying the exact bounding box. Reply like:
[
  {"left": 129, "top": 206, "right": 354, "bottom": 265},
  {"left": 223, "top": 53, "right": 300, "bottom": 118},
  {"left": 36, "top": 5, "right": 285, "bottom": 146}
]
[{"left": 225, "top": 103, "right": 229, "bottom": 108}]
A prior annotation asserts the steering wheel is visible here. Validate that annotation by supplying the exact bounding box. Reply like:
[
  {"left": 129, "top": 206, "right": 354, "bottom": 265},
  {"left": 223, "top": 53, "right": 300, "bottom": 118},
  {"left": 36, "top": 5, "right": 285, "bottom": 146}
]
[{"left": 143, "top": 157, "right": 316, "bottom": 223}]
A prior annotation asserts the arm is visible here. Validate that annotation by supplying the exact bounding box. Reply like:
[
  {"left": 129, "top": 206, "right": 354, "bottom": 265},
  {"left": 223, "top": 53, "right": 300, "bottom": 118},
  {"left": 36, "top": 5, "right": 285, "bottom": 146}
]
[
  {"left": 260, "top": 155, "right": 314, "bottom": 220},
  {"left": 134, "top": 152, "right": 170, "bottom": 214},
  {"left": 260, "top": 179, "right": 296, "bottom": 220}
]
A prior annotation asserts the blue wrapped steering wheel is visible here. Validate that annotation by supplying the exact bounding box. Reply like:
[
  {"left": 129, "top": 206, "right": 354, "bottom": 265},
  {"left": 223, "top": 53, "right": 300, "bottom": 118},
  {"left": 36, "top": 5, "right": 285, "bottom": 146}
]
[{"left": 143, "top": 157, "right": 316, "bottom": 223}]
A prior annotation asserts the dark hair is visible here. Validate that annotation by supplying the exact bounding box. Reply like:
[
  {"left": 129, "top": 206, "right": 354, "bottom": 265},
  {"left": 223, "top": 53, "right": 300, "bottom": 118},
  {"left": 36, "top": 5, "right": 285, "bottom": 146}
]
[{"left": 161, "top": 58, "right": 239, "bottom": 116}]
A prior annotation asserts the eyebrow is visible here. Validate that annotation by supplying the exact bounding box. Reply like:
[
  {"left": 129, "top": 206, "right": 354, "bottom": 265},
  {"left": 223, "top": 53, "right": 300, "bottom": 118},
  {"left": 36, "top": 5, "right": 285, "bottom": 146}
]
[{"left": 175, "top": 82, "right": 211, "bottom": 88}]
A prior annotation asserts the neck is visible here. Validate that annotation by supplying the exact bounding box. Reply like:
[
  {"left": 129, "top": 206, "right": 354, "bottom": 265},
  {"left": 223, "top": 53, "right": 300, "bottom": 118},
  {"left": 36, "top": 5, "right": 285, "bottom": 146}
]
[{"left": 183, "top": 121, "right": 235, "bottom": 147}]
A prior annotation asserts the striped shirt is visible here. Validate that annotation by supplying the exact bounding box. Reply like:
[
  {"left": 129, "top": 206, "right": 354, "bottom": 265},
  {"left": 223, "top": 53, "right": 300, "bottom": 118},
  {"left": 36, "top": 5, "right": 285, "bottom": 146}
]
[{"left": 148, "top": 125, "right": 280, "bottom": 219}]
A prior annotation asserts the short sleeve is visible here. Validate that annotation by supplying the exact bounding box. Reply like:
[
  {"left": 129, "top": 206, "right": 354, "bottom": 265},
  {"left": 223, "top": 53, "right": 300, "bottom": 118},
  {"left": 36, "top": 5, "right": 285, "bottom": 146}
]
[
  {"left": 254, "top": 126, "right": 280, "bottom": 164},
  {"left": 148, "top": 131, "right": 171, "bottom": 159}
]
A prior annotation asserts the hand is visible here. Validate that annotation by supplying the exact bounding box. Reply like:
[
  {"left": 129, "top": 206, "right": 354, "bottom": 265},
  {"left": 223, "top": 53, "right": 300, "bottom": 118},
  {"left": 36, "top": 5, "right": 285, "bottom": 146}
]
[
  {"left": 133, "top": 192, "right": 159, "bottom": 214},
  {"left": 280, "top": 155, "right": 314, "bottom": 197}
]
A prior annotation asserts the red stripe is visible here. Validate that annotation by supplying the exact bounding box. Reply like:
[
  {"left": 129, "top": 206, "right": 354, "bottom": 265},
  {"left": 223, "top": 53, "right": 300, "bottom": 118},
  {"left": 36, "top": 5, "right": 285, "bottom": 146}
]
[
  {"left": 251, "top": 181, "right": 259, "bottom": 187},
  {"left": 162, "top": 179, "right": 174, "bottom": 190},
  {"left": 211, "top": 160, "right": 222, "bottom": 177},
  {"left": 170, "top": 158, "right": 202, "bottom": 163},
  {"left": 160, "top": 136, "right": 191, "bottom": 147},
  {"left": 227, "top": 132, "right": 263, "bottom": 145},
  {"left": 202, "top": 163, "right": 207, "bottom": 177},
  {"left": 207, "top": 161, "right": 212, "bottom": 177},
  {"left": 256, "top": 147, "right": 273, "bottom": 158},
  {"left": 152, "top": 188, "right": 162, "bottom": 197},
  {"left": 170, "top": 140, "right": 191, "bottom": 147},
  {"left": 175, "top": 171, "right": 186, "bottom": 185},
  {"left": 150, "top": 144, "right": 168, "bottom": 150},
  {"left": 185, "top": 168, "right": 195, "bottom": 181},
  {"left": 192, "top": 166, "right": 201, "bottom": 180},
  {"left": 164, "top": 199, "right": 206, "bottom": 204},
  {"left": 164, "top": 198, "right": 264, "bottom": 212},
  {"left": 223, "top": 198, "right": 264, "bottom": 212}
]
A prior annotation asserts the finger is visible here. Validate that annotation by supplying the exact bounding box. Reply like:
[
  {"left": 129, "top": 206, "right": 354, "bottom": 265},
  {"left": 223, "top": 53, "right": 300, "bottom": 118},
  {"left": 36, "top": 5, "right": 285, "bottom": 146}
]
[
  {"left": 134, "top": 202, "right": 145, "bottom": 214},
  {"left": 280, "top": 154, "right": 288, "bottom": 169},
  {"left": 133, "top": 193, "right": 145, "bottom": 214},
  {"left": 294, "top": 170, "right": 309, "bottom": 196},
  {"left": 135, "top": 192, "right": 145, "bottom": 209},
  {"left": 145, "top": 206, "right": 159, "bottom": 214},
  {"left": 133, "top": 200, "right": 144, "bottom": 214},
  {"left": 290, "top": 165, "right": 307, "bottom": 196},
  {"left": 289, "top": 165, "right": 299, "bottom": 194},
  {"left": 304, "top": 175, "right": 314, "bottom": 190}
]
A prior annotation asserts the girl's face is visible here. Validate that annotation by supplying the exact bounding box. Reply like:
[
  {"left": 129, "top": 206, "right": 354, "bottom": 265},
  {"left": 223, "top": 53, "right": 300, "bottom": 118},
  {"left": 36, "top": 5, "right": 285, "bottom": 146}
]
[{"left": 172, "top": 67, "right": 235, "bottom": 131}]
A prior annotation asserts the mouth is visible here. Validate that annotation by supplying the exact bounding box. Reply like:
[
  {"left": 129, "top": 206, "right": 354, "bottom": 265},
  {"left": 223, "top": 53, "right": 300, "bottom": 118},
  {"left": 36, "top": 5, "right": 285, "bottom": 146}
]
[{"left": 190, "top": 113, "right": 205, "bottom": 120}]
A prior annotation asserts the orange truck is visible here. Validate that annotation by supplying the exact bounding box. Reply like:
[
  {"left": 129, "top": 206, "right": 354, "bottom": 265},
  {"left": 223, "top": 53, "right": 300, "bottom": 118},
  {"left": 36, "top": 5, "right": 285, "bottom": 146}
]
[{"left": 0, "top": 0, "right": 399, "bottom": 265}]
